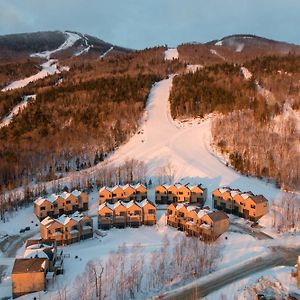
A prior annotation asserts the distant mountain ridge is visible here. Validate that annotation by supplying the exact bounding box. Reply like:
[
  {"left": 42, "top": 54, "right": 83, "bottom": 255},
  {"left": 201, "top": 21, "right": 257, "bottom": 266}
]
[{"left": 0, "top": 30, "right": 130, "bottom": 61}]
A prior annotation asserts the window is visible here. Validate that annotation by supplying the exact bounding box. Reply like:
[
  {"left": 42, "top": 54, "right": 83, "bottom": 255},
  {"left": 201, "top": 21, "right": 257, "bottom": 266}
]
[
  {"left": 66, "top": 200, "right": 71, "bottom": 204},
  {"left": 179, "top": 192, "right": 183, "bottom": 195},
  {"left": 41, "top": 207, "right": 46, "bottom": 211},
  {"left": 136, "top": 191, "right": 140, "bottom": 194},
  {"left": 55, "top": 228, "right": 62, "bottom": 233},
  {"left": 100, "top": 195, "right": 105, "bottom": 197},
  {"left": 48, "top": 230, "right": 51, "bottom": 234},
  {"left": 54, "top": 204, "right": 58, "bottom": 208},
  {"left": 105, "top": 213, "right": 112, "bottom": 217},
  {"left": 156, "top": 191, "right": 160, "bottom": 194},
  {"left": 120, "top": 212, "right": 126, "bottom": 216},
  {"left": 251, "top": 205, "right": 256, "bottom": 209},
  {"left": 148, "top": 209, "right": 155, "bottom": 215},
  {"left": 134, "top": 210, "right": 141, "bottom": 215},
  {"left": 112, "top": 193, "right": 117, "bottom": 197}
]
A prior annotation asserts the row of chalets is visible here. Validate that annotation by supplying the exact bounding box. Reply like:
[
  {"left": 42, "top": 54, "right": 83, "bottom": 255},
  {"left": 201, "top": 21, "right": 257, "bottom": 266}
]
[
  {"left": 98, "top": 199, "right": 156, "bottom": 229},
  {"left": 167, "top": 203, "right": 229, "bottom": 241}
]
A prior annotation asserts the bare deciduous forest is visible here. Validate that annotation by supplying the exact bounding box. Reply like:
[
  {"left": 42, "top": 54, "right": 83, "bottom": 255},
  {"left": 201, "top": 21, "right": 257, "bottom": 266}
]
[
  {"left": 170, "top": 55, "right": 300, "bottom": 190},
  {"left": 0, "top": 47, "right": 183, "bottom": 192},
  {"left": 72, "top": 235, "right": 219, "bottom": 300}
]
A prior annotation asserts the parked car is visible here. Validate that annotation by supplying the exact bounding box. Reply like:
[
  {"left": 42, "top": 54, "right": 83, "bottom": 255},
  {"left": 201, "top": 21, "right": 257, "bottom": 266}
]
[
  {"left": 25, "top": 226, "right": 30, "bottom": 231},
  {"left": 19, "top": 229, "right": 25, "bottom": 233}
]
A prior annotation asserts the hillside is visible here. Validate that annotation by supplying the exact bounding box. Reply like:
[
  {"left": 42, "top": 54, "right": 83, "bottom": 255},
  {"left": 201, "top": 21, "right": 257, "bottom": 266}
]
[
  {"left": 177, "top": 34, "right": 300, "bottom": 65},
  {"left": 170, "top": 54, "right": 300, "bottom": 190}
]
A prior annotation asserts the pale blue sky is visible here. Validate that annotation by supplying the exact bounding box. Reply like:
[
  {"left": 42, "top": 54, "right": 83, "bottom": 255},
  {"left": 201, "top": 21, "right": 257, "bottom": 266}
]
[{"left": 0, "top": 0, "right": 299, "bottom": 49}]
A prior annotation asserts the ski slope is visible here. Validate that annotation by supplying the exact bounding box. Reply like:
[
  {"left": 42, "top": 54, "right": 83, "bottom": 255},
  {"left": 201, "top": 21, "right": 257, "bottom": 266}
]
[
  {"left": 1, "top": 32, "right": 80, "bottom": 92},
  {"left": 0, "top": 95, "right": 35, "bottom": 128},
  {"left": 164, "top": 48, "right": 179, "bottom": 60},
  {"left": 94, "top": 75, "right": 282, "bottom": 206}
]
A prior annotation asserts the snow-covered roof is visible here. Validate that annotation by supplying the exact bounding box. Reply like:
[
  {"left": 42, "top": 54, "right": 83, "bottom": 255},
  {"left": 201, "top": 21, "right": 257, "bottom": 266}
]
[
  {"left": 240, "top": 193, "right": 251, "bottom": 200},
  {"left": 41, "top": 216, "right": 54, "bottom": 226},
  {"left": 60, "top": 192, "right": 71, "bottom": 199},
  {"left": 187, "top": 205, "right": 198, "bottom": 212},
  {"left": 47, "top": 194, "right": 59, "bottom": 203},
  {"left": 34, "top": 197, "right": 48, "bottom": 206},
  {"left": 230, "top": 190, "right": 240, "bottom": 197},
  {"left": 132, "top": 183, "right": 146, "bottom": 190},
  {"left": 219, "top": 187, "right": 230, "bottom": 194},
  {"left": 197, "top": 209, "right": 212, "bottom": 219},
  {"left": 136, "top": 199, "right": 155, "bottom": 208},
  {"left": 99, "top": 186, "right": 112, "bottom": 193},
  {"left": 200, "top": 223, "right": 211, "bottom": 230},
  {"left": 71, "top": 189, "right": 81, "bottom": 197},
  {"left": 175, "top": 203, "right": 186, "bottom": 210},
  {"left": 112, "top": 185, "right": 121, "bottom": 192},
  {"left": 122, "top": 200, "right": 138, "bottom": 209},
  {"left": 186, "top": 221, "right": 196, "bottom": 226}
]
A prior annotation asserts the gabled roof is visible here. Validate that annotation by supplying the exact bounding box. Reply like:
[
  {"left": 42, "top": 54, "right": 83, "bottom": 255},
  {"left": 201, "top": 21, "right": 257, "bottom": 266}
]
[
  {"left": 136, "top": 199, "right": 156, "bottom": 208},
  {"left": 12, "top": 258, "right": 48, "bottom": 274},
  {"left": 132, "top": 183, "right": 147, "bottom": 190},
  {"left": 197, "top": 209, "right": 212, "bottom": 219},
  {"left": 219, "top": 187, "right": 231, "bottom": 194},
  {"left": 41, "top": 216, "right": 54, "bottom": 227},
  {"left": 99, "top": 186, "right": 112, "bottom": 193},
  {"left": 122, "top": 200, "right": 141, "bottom": 209},
  {"left": 60, "top": 192, "right": 71, "bottom": 199},
  {"left": 34, "top": 197, "right": 49, "bottom": 206},
  {"left": 207, "top": 211, "right": 229, "bottom": 222},
  {"left": 71, "top": 189, "right": 81, "bottom": 197},
  {"left": 248, "top": 195, "right": 268, "bottom": 204},
  {"left": 99, "top": 202, "right": 113, "bottom": 211}
]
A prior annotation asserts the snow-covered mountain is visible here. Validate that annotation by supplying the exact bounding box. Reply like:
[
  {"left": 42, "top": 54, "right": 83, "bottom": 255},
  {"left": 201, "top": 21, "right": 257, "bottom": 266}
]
[{"left": 0, "top": 30, "right": 129, "bottom": 61}]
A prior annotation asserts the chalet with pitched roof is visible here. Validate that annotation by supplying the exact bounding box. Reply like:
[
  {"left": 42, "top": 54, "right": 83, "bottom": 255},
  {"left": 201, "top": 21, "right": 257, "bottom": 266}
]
[
  {"left": 98, "top": 183, "right": 148, "bottom": 204},
  {"left": 212, "top": 187, "right": 268, "bottom": 221},
  {"left": 166, "top": 203, "right": 229, "bottom": 240},
  {"left": 155, "top": 183, "right": 207, "bottom": 205}
]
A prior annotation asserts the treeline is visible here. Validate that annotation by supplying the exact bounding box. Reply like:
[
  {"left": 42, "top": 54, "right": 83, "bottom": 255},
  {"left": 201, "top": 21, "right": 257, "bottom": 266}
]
[
  {"left": 169, "top": 63, "right": 257, "bottom": 118},
  {"left": 72, "top": 235, "right": 219, "bottom": 300},
  {"left": 0, "top": 74, "right": 159, "bottom": 191},
  {"left": 211, "top": 110, "right": 300, "bottom": 190}
]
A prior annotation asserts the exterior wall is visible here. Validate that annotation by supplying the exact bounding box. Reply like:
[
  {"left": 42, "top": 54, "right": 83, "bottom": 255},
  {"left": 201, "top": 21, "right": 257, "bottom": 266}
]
[
  {"left": 177, "top": 186, "right": 190, "bottom": 202},
  {"left": 123, "top": 186, "right": 136, "bottom": 200},
  {"left": 111, "top": 186, "right": 125, "bottom": 200},
  {"left": 35, "top": 200, "right": 53, "bottom": 220},
  {"left": 98, "top": 206, "right": 113, "bottom": 229},
  {"left": 12, "top": 272, "right": 46, "bottom": 298},
  {"left": 232, "top": 194, "right": 245, "bottom": 216},
  {"left": 99, "top": 189, "right": 112, "bottom": 204},
  {"left": 64, "top": 219, "right": 80, "bottom": 244},
  {"left": 200, "top": 214, "right": 229, "bottom": 239},
  {"left": 126, "top": 204, "right": 142, "bottom": 227},
  {"left": 244, "top": 198, "right": 268, "bottom": 221},
  {"left": 78, "top": 192, "right": 89, "bottom": 210},
  {"left": 41, "top": 221, "right": 64, "bottom": 244},
  {"left": 135, "top": 185, "right": 147, "bottom": 201},
  {"left": 54, "top": 196, "right": 65, "bottom": 217},
  {"left": 190, "top": 186, "right": 205, "bottom": 204},
  {"left": 142, "top": 203, "right": 156, "bottom": 225},
  {"left": 155, "top": 185, "right": 168, "bottom": 203},
  {"left": 167, "top": 185, "right": 178, "bottom": 202}
]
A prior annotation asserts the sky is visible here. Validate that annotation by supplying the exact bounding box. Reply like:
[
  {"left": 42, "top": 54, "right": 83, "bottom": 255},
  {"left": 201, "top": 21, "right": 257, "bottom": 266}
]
[{"left": 0, "top": 0, "right": 300, "bottom": 49}]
